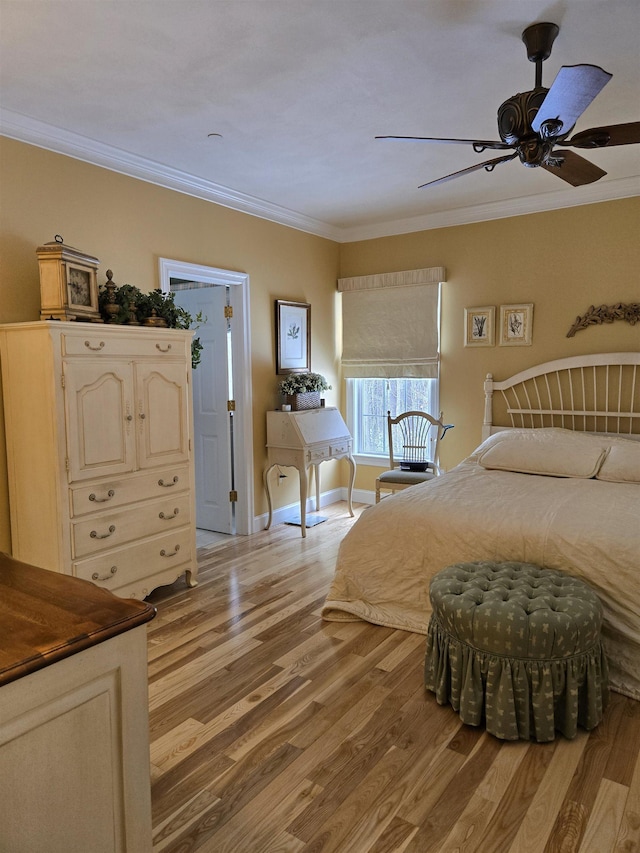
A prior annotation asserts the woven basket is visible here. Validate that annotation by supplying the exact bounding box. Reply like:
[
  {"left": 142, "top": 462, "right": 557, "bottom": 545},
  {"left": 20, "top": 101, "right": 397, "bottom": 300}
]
[{"left": 287, "top": 392, "right": 321, "bottom": 411}]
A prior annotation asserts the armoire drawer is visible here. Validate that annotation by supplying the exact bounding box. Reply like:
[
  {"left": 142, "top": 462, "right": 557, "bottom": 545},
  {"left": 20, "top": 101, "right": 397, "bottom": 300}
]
[
  {"left": 71, "top": 493, "right": 191, "bottom": 559},
  {"left": 73, "top": 527, "right": 193, "bottom": 590},
  {"left": 61, "top": 330, "right": 187, "bottom": 359},
  {"left": 70, "top": 466, "right": 190, "bottom": 516}
]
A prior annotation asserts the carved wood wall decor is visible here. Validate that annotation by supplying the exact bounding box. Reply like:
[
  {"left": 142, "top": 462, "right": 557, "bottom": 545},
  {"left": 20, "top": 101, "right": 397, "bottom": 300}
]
[{"left": 566, "top": 302, "right": 640, "bottom": 337}]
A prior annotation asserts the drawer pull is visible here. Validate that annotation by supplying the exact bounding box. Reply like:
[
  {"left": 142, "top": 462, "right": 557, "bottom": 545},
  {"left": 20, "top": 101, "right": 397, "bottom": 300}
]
[
  {"left": 84, "top": 340, "right": 105, "bottom": 352},
  {"left": 158, "top": 476, "right": 179, "bottom": 488},
  {"left": 90, "top": 525, "right": 116, "bottom": 540},
  {"left": 160, "top": 544, "right": 181, "bottom": 557},
  {"left": 92, "top": 566, "right": 118, "bottom": 581},
  {"left": 156, "top": 343, "right": 172, "bottom": 353},
  {"left": 159, "top": 508, "right": 180, "bottom": 520},
  {"left": 89, "top": 490, "right": 115, "bottom": 503}
]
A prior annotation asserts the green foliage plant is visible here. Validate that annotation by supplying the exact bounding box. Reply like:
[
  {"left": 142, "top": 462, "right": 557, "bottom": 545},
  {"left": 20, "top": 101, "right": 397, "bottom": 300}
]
[{"left": 98, "top": 283, "right": 205, "bottom": 369}]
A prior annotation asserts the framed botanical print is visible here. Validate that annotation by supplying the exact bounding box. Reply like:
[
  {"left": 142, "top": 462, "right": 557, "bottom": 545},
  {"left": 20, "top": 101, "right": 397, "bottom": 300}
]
[
  {"left": 499, "top": 303, "right": 534, "bottom": 346},
  {"left": 464, "top": 306, "right": 495, "bottom": 347},
  {"left": 275, "top": 300, "right": 311, "bottom": 374}
]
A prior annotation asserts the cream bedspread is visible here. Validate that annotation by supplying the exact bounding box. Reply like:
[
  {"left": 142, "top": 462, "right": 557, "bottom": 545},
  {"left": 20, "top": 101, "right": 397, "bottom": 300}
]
[{"left": 322, "top": 446, "right": 640, "bottom": 700}]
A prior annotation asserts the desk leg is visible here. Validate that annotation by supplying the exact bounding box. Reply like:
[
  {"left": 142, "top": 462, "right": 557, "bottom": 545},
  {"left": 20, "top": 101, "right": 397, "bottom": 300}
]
[
  {"left": 263, "top": 464, "right": 276, "bottom": 530},
  {"left": 313, "top": 463, "right": 321, "bottom": 513},
  {"left": 346, "top": 455, "right": 356, "bottom": 517},
  {"left": 298, "top": 464, "right": 308, "bottom": 538}
]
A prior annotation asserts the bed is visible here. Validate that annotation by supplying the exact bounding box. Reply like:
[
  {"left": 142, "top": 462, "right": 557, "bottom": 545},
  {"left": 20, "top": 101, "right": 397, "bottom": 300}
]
[{"left": 322, "top": 353, "right": 640, "bottom": 700}]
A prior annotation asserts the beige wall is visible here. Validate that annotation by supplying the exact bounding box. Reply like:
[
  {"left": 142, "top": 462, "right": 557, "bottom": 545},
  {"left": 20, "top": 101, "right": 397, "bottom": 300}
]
[
  {"left": 0, "top": 137, "right": 340, "bottom": 550},
  {"left": 339, "top": 198, "right": 640, "bottom": 487},
  {"left": 1, "top": 136, "right": 638, "bottom": 548}
]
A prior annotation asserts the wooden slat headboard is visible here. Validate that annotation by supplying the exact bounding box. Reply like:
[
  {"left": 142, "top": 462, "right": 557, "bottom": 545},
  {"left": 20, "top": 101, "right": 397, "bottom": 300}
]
[{"left": 483, "top": 352, "right": 640, "bottom": 440}]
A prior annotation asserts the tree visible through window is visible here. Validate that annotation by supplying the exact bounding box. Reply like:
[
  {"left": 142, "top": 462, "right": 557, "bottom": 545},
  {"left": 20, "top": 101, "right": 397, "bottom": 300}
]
[{"left": 348, "top": 378, "right": 439, "bottom": 459}]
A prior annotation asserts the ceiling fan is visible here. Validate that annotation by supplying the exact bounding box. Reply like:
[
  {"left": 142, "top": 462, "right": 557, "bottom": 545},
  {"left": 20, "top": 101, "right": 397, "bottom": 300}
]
[{"left": 377, "top": 22, "right": 640, "bottom": 188}]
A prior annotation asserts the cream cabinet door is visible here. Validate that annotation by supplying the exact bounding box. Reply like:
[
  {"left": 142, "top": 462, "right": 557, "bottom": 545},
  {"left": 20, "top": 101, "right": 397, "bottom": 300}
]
[
  {"left": 64, "top": 360, "right": 136, "bottom": 482},
  {"left": 135, "top": 361, "right": 190, "bottom": 469}
]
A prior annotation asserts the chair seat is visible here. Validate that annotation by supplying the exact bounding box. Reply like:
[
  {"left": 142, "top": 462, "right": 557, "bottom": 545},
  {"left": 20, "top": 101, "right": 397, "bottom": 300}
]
[{"left": 378, "top": 469, "right": 437, "bottom": 486}]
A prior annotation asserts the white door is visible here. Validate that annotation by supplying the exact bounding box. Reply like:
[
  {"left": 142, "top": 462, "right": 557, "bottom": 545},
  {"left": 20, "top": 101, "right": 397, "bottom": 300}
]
[{"left": 174, "top": 286, "right": 233, "bottom": 533}]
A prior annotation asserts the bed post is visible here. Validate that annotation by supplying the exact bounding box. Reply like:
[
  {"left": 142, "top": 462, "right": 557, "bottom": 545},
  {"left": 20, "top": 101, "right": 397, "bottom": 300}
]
[{"left": 482, "top": 373, "right": 494, "bottom": 441}]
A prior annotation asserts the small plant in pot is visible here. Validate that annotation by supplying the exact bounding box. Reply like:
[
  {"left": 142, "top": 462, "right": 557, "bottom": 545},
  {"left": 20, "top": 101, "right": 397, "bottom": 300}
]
[
  {"left": 278, "top": 372, "right": 331, "bottom": 410},
  {"left": 98, "top": 277, "right": 205, "bottom": 369}
]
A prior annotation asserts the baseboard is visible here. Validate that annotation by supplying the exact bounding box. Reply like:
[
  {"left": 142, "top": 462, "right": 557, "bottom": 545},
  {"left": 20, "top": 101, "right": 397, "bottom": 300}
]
[{"left": 252, "top": 486, "right": 374, "bottom": 533}]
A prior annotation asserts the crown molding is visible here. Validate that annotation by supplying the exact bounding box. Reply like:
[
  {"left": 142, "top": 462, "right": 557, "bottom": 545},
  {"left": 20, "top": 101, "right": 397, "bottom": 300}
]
[
  {"left": 2, "top": 108, "right": 638, "bottom": 245},
  {"left": 339, "top": 175, "right": 640, "bottom": 243},
  {"left": 0, "top": 109, "right": 342, "bottom": 242}
]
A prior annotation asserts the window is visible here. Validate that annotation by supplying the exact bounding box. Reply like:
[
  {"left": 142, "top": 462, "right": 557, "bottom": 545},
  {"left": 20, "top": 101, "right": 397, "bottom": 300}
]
[
  {"left": 347, "top": 377, "right": 439, "bottom": 462},
  {"left": 339, "top": 268, "right": 444, "bottom": 465}
]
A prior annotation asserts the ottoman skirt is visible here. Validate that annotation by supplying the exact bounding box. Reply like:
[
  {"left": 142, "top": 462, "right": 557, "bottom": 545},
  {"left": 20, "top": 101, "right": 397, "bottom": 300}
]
[{"left": 424, "top": 561, "right": 609, "bottom": 742}]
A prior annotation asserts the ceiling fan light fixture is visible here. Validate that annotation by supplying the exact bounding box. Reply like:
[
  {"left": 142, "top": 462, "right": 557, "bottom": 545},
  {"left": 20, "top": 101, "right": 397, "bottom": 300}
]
[
  {"left": 379, "top": 21, "right": 638, "bottom": 191},
  {"left": 516, "top": 138, "right": 555, "bottom": 168}
]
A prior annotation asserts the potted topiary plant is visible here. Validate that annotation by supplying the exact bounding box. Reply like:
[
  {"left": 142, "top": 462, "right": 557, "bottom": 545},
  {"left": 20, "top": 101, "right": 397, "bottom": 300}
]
[{"left": 278, "top": 372, "right": 331, "bottom": 410}]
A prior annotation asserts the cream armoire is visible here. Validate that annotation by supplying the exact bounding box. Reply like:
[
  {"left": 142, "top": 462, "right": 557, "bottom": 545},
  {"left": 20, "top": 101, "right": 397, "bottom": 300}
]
[{"left": 0, "top": 321, "right": 198, "bottom": 598}]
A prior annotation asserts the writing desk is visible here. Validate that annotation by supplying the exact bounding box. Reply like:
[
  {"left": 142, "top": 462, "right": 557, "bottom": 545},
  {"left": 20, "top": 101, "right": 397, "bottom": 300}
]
[{"left": 264, "top": 407, "right": 356, "bottom": 536}]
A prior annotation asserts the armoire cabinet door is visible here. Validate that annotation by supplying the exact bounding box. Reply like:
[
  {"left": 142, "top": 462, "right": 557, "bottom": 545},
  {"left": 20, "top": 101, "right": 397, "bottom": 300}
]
[
  {"left": 135, "top": 361, "right": 190, "bottom": 469},
  {"left": 63, "top": 360, "right": 137, "bottom": 482}
]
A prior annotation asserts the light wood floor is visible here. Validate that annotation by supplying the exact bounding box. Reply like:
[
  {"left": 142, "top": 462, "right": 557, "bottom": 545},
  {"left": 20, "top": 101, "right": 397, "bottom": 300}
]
[{"left": 146, "top": 502, "right": 640, "bottom": 853}]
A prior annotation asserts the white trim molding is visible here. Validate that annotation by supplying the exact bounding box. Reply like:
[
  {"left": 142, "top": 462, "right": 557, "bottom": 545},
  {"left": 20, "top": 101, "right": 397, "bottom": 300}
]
[
  {"left": 159, "top": 258, "right": 255, "bottom": 536},
  {"left": 3, "top": 108, "right": 639, "bottom": 244}
]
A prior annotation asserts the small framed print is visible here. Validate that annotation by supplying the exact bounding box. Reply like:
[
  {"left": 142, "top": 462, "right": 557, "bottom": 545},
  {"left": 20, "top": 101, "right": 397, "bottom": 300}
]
[
  {"left": 500, "top": 303, "right": 533, "bottom": 346},
  {"left": 464, "top": 306, "right": 495, "bottom": 347},
  {"left": 275, "top": 300, "right": 311, "bottom": 374}
]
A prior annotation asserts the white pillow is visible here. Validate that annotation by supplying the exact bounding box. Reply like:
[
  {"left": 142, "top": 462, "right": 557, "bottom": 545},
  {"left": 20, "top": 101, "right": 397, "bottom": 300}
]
[
  {"left": 596, "top": 439, "right": 640, "bottom": 484},
  {"left": 477, "top": 428, "right": 609, "bottom": 479}
]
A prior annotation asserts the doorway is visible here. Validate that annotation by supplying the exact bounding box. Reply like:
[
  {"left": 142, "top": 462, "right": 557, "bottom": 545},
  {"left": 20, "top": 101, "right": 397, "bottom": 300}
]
[{"left": 159, "top": 259, "right": 254, "bottom": 536}]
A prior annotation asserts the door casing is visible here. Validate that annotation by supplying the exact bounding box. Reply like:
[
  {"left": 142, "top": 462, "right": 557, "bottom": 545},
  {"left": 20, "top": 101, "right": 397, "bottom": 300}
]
[{"left": 159, "top": 258, "right": 254, "bottom": 535}]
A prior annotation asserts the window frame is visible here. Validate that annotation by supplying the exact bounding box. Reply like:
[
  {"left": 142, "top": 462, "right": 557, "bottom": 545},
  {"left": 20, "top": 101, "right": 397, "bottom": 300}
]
[{"left": 346, "top": 376, "right": 440, "bottom": 466}]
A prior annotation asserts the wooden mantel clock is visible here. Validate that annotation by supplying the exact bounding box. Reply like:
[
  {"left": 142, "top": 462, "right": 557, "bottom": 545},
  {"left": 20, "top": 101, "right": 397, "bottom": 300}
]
[{"left": 37, "top": 235, "right": 102, "bottom": 322}]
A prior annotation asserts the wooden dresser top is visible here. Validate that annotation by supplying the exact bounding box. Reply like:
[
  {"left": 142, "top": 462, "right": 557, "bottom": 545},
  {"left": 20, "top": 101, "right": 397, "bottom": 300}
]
[{"left": 0, "top": 552, "right": 156, "bottom": 687}]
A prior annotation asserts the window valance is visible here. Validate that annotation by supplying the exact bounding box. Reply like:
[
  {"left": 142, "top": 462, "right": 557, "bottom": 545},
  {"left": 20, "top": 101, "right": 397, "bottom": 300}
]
[{"left": 338, "top": 267, "right": 445, "bottom": 379}]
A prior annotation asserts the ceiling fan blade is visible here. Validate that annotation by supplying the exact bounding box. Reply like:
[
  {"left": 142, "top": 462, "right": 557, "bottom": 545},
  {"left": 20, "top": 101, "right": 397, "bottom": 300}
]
[
  {"left": 376, "top": 135, "right": 511, "bottom": 151},
  {"left": 418, "top": 152, "right": 518, "bottom": 189},
  {"left": 559, "top": 121, "right": 640, "bottom": 148},
  {"left": 531, "top": 65, "right": 612, "bottom": 137},
  {"left": 542, "top": 149, "right": 607, "bottom": 186}
]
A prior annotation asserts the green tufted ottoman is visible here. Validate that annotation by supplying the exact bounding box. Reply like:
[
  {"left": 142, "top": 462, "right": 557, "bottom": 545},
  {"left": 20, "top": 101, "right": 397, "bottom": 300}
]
[{"left": 424, "top": 561, "right": 609, "bottom": 742}]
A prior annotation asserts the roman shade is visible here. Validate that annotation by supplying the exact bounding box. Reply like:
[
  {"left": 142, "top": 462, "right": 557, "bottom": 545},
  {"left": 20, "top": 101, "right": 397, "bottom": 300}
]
[{"left": 338, "top": 267, "right": 445, "bottom": 378}]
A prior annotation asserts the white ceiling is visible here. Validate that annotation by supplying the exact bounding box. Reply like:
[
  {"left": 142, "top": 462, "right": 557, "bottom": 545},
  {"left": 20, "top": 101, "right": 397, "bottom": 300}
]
[{"left": 1, "top": 0, "right": 639, "bottom": 242}]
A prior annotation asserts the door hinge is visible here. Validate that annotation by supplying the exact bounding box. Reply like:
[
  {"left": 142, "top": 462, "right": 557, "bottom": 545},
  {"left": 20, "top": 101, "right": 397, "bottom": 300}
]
[
  {"left": 227, "top": 400, "right": 236, "bottom": 411},
  {"left": 61, "top": 373, "right": 65, "bottom": 388},
  {"left": 229, "top": 490, "right": 238, "bottom": 503},
  {"left": 224, "top": 305, "right": 233, "bottom": 319},
  {"left": 65, "top": 457, "right": 70, "bottom": 471}
]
